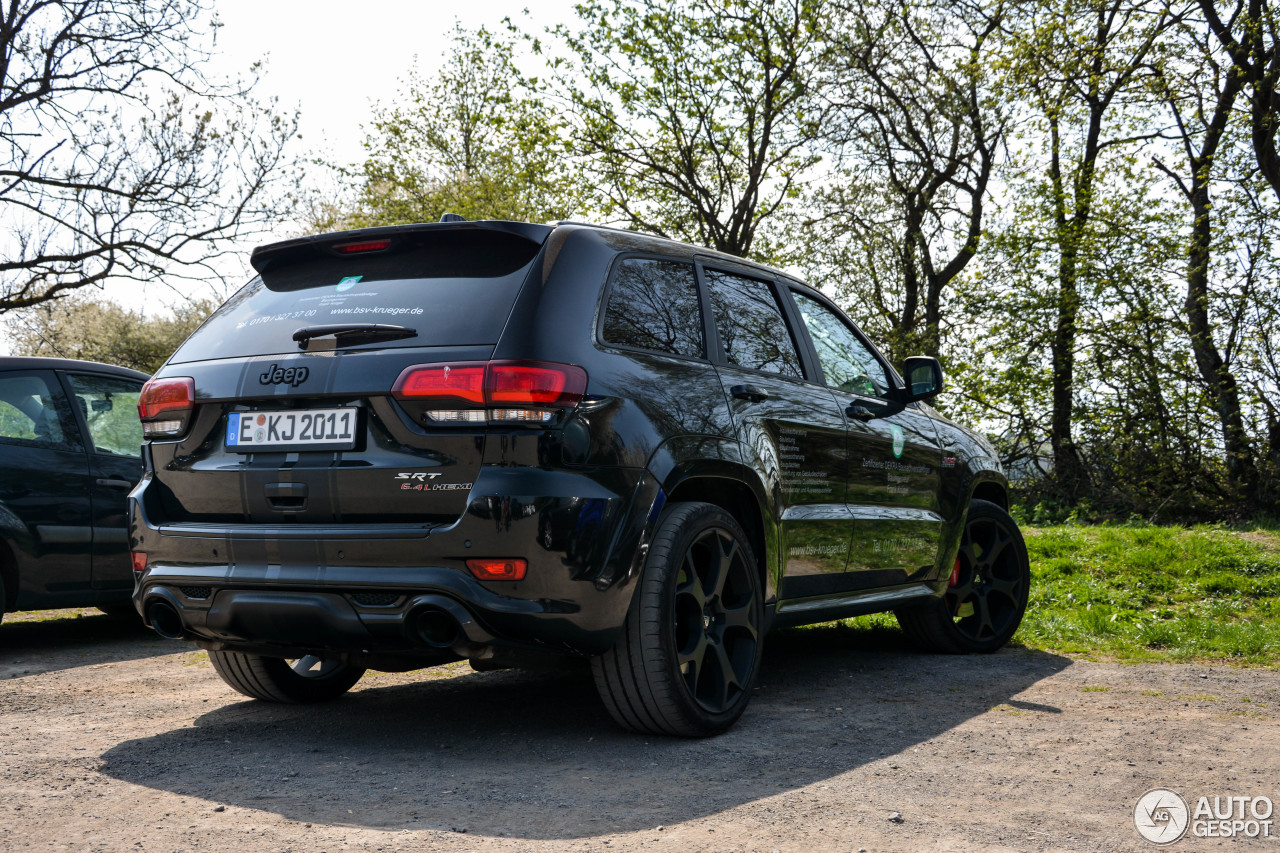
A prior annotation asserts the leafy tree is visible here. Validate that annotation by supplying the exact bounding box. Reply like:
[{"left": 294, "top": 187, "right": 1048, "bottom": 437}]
[
  {"left": 552, "top": 0, "right": 826, "bottom": 262},
  {"left": 7, "top": 294, "right": 216, "bottom": 373},
  {"left": 335, "top": 22, "right": 579, "bottom": 228},
  {"left": 994, "top": 0, "right": 1176, "bottom": 500},
  {"left": 0, "top": 0, "right": 297, "bottom": 313},
  {"left": 1152, "top": 4, "right": 1269, "bottom": 505},
  {"left": 810, "top": 0, "right": 1006, "bottom": 361}
]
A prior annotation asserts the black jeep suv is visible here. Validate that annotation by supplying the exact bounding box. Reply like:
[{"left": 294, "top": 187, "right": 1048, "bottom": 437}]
[{"left": 130, "top": 219, "right": 1029, "bottom": 736}]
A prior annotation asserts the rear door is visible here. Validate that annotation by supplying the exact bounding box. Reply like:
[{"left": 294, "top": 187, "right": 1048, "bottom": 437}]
[
  {"left": 0, "top": 368, "right": 93, "bottom": 600},
  {"left": 147, "top": 225, "right": 547, "bottom": 530},
  {"left": 61, "top": 371, "right": 146, "bottom": 590},
  {"left": 700, "top": 265, "right": 853, "bottom": 600},
  {"left": 786, "top": 289, "right": 947, "bottom": 589}
]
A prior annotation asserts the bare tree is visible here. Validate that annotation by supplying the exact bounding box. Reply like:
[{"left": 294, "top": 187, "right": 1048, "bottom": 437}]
[
  {"left": 813, "top": 0, "right": 1006, "bottom": 361},
  {"left": 552, "top": 0, "right": 826, "bottom": 262},
  {"left": 0, "top": 0, "right": 296, "bottom": 313}
]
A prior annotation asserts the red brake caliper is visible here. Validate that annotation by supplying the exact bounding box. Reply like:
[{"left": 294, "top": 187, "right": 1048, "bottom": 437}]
[{"left": 949, "top": 556, "right": 961, "bottom": 588}]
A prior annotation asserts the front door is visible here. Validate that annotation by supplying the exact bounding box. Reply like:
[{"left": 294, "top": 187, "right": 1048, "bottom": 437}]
[
  {"left": 787, "top": 289, "right": 947, "bottom": 589},
  {"left": 701, "top": 266, "right": 852, "bottom": 599}
]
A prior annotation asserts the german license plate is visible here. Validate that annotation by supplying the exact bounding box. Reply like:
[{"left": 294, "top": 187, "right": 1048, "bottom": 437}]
[{"left": 226, "top": 408, "right": 356, "bottom": 451}]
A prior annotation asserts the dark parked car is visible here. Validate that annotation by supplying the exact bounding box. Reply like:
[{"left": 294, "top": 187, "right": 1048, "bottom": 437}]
[
  {"left": 130, "top": 220, "right": 1029, "bottom": 736},
  {"left": 0, "top": 357, "right": 148, "bottom": 622}
]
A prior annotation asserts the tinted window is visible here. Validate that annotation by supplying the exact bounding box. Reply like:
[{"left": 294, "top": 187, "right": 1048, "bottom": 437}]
[
  {"left": 0, "top": 372, "right": 80, "bottom": 451},
  {"left": 705, "top": 270, "right": 803, "bottom": 378},
  {"left": 793, "top": 291, "right": 890, "bottom": 397},
  {"left": 66, "top": 373, "right": 145, "bottom": 458},
  {"left": 169, "top": 229, "right": 542, "bottom": 363},
  {"left": 602, "top": 258, "right": 704, "bottom": 358}
]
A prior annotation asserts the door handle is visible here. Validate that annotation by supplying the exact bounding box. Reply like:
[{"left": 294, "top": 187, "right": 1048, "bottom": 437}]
[
  {"left": 95, "top": 478, "right": 134, "bottom": 489},
  {"left": 730, "top": 384, "right": 770, "bottom": 403},
  {"left": 846, "top": 404, "right": 877, "bottom": 422}
]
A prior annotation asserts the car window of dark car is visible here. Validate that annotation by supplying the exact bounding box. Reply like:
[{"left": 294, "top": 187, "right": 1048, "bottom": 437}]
[
  {"left": 65, "top": 373, "right": 145, "bottom": 458},
  {"left": 704, "top": 269, "right": 803, "bottom": 378},
  {"left": 0, "top": 372, "right": 81, "bottom": 452},
  {"left": 792, "top": 291, "right": 891, "bottom": 398},
  {"left": 601, "top": 258, "right": 704, "bottom": 358}
]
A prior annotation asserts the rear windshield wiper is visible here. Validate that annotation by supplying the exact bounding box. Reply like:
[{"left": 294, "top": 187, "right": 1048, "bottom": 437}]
[{"left": 292, "top": 323, "right": 418, "bottom": 349}]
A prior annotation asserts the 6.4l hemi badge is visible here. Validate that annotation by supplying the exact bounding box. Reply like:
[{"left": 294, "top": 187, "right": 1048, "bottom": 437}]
[{"left": 395, "top": 472, "right": 473, "bottom": 492}]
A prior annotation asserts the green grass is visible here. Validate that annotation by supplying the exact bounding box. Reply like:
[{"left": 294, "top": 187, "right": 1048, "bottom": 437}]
[
  {"left": 804, "top": 523, "right": 1280, "bottom": 666},
  {"left": 1015, "top": 523, "right": 1280, "bottom": 665}
]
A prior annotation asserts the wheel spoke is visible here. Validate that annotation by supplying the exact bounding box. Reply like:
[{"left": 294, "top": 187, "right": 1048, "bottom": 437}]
[
  {"left": 678, "top": 632, "right": 708, "bottom": 675},
  {"left": 722, "top": 600, "right": 757, "bottom": 637},
  {"left": 709, "top": 640, "right": 742, "bottom": 710},
  {"left": 976, "top": 594, "right": 995, "bottom": 638},
  {"left": 984, "top": 527, "right": 1011, "bottom": 569},
  {"left": 676, "top": 553, "right": 706, "bottom": 609},
  {"left": 710, "top": 533, "right": 738, "bottom": 599},
  {"left": 988, "top": 576, "right": 1020, "bottom": 600}
]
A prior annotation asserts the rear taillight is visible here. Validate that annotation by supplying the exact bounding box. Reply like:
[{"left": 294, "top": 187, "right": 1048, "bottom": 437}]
[
  {"left": 138, "top": 376, "right": 195, "bottom": 438},
  {"left": 393, "top": 360, "right": 587, "bottom": 425},
  {"left": 131, "top": 552, "right": 147, "bottom": 574}
]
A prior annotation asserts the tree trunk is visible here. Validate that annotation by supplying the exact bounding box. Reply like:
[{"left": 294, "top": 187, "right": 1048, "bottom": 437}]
[{"left": 1184, "top": 181, "right": 1260, "bottom": 503}]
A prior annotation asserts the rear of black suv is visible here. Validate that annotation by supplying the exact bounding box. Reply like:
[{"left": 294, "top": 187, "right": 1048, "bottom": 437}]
[
  {"left": 132, "top": 222, "right": 661, "bottom": 662},
  {"left": 132, "top": 218, "right": 1028, "bottom": 735}
]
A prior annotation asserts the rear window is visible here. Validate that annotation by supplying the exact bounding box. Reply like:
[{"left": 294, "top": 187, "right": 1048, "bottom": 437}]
[{"left": 169, "top": 229, "right": 542, "bottom": 364}]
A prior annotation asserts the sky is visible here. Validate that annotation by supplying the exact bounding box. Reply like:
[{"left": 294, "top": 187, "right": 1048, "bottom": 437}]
[{"left": 56, "top": 0, "right": 578, "bottom": 323}]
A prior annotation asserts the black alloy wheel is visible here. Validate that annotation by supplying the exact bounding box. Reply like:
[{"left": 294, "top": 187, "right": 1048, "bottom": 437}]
[
  {"left": 672, "top": 524, "right": 760, "bottom": 715},
  {"left": 592, "top": 501, "right": 763, "bottom": 736},
  {"left": 895, "top": 499, "right": 1030, "bottom": 653}
]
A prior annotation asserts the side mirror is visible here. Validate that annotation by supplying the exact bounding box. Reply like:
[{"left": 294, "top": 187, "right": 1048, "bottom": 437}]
[{"left": 901, "top": 356, "right": 944, "bottom": 402}]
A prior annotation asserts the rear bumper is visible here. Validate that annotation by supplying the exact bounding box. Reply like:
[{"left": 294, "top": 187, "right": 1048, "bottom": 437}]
[{"left": 130, "top": 465, "right": 660, "bottom": 658}]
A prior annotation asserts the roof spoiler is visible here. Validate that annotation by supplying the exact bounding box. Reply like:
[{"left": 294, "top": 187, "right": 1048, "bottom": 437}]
[{"left": 249, "top": 220, "right": 553, "bottom": 275}]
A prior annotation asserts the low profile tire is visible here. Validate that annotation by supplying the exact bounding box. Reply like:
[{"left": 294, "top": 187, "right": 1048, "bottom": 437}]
[
  {"left": 895, "top": 499, "right": 1030, "bottom": 654},
  {"left": 592, "top": 501, "right": 764, "bottom": 737},
  {"left": 208, "top": 650, "right": 365, "bottom": 703}
]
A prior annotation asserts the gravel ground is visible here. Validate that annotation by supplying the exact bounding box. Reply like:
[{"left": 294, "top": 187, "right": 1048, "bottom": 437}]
[{"left": 0, "top": 609, "right": 1276, "bottom": 852}]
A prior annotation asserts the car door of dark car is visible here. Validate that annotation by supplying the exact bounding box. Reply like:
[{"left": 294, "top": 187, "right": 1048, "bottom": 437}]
[
  {"left": 787, "top": 289, "right": 947, "bottom": 589},
  {"left": 61, "top": 371, "right": 146, "bottom": 590},
  {"left": 700, "top": 266, "right": 853, "bottom": 599},
  {"left": 0, "top": 368, "right": 93, "bottom": 603}
]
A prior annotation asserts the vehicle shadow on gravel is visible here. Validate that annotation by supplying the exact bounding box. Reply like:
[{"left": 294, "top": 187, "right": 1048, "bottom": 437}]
[
  {"left": 0, "top": 609, "right": 166, "bottom": 677},
  {"left": 99, "top": 627, "right": 1070, "bottom": 840}
]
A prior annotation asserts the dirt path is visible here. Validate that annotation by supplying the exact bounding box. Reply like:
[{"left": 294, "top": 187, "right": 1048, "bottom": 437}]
[{"left": 1, "top": 609, "right": 1276, "bottom": 852}]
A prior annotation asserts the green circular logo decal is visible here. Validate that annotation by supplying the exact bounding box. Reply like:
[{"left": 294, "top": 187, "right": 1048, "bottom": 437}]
[{"left": 891, "top": 424, "right": 905, "bottom": 459}]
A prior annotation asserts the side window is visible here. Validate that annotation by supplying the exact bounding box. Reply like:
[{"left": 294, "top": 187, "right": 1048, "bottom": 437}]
[
  {"left": 601, "top": 258, "right": 705, "bottom": 358},
  {"left": 65, "top": 373, "right": 145, "bottom": 458},
  {"left": 704, "top": 269, "right": 804, "bottom": 378},
  {"left": 792, "top": 291, "right": 890, "bottom": 398},
  {"left": 0, "top": 372, "right": 81, "bottom": 451}
]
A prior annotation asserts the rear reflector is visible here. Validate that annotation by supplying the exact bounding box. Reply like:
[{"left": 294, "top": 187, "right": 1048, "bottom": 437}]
[
  {"left": 138, "top": 377, "right": 195, "bottom": 438},
  {"left": 334, "top": 239, "right": 391, "bottom": 254},
  {"left": 131, "top": 552, "right": 147, "bottom": 574},
  {"left": 466, "top": 558, "right": 527, "bottom": 581}
]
